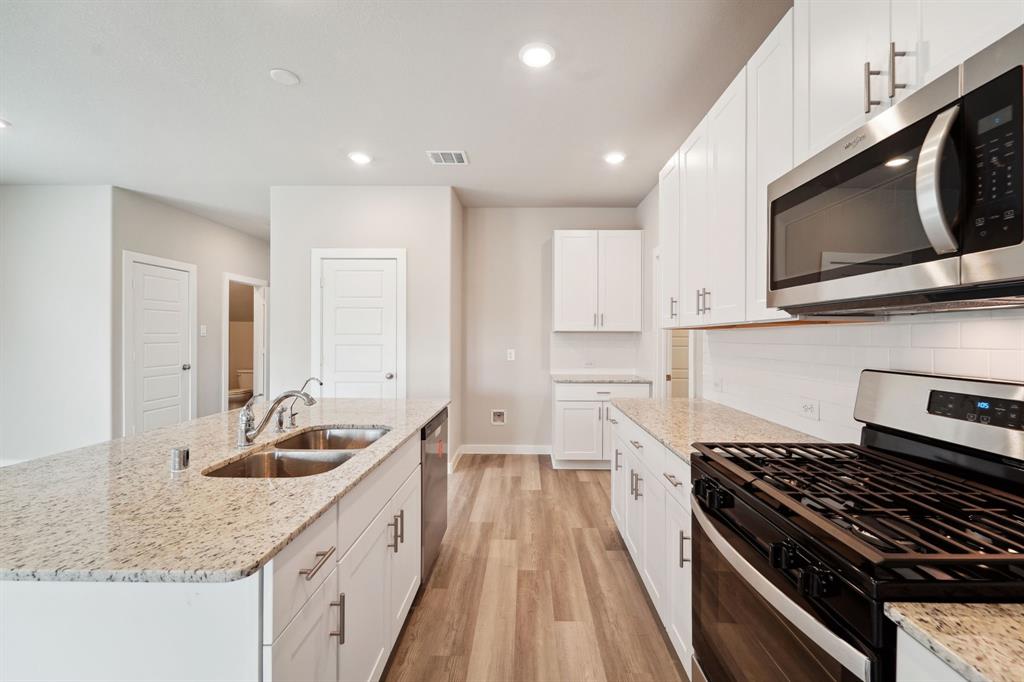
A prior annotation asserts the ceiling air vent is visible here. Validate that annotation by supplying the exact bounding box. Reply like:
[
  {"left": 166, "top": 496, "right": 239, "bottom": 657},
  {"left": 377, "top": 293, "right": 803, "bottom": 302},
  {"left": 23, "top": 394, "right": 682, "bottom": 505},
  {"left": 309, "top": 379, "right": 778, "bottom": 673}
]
[{"left": 426, "top": 150, "right": 469, "bottom": 166}]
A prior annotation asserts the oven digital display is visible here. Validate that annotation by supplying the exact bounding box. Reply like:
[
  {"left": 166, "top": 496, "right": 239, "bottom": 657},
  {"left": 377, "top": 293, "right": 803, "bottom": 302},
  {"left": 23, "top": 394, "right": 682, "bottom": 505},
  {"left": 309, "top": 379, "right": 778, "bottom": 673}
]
[
  {"left": 979, "top": 105, "right": 1013, "bottom": 135},
  {"left": 928, "top": 390, "right": 1022, "bottom": 429}
]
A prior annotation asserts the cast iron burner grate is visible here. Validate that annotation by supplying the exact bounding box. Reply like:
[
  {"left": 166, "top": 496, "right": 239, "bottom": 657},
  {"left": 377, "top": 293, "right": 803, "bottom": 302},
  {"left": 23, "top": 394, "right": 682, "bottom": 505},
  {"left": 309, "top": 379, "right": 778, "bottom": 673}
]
[{"left": 694, "top": 442, "right": 1024, "bottom": 580}]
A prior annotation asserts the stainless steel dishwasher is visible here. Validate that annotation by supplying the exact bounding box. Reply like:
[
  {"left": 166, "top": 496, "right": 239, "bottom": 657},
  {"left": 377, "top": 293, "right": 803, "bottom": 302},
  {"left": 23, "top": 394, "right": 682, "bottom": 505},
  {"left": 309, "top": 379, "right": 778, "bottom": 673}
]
[{"left": 420, "top": 408, "right": 448, "bottom": 584}]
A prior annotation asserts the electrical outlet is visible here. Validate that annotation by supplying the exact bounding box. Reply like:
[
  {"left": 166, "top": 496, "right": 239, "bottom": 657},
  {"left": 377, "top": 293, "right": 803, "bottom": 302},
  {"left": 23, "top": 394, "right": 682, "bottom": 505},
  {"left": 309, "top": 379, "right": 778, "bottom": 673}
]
[
  {"left": 506, "top": 349, "right": 516, "bottom": 361},
  {"left": 490, "top": 409, "right": 507, "bottom": 426},
  {"left": 583, "top": 360, "right": 595, "bottom": 368},
  {"left": 800, "top": 399, "right": 820, "bottom": 421}
]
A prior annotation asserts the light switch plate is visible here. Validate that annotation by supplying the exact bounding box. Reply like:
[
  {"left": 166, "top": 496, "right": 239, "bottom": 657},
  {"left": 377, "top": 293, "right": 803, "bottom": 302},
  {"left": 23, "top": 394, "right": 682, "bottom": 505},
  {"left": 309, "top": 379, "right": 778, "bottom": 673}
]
[{"left": 506, "top": 349, "right": 515, "bottom": 361}]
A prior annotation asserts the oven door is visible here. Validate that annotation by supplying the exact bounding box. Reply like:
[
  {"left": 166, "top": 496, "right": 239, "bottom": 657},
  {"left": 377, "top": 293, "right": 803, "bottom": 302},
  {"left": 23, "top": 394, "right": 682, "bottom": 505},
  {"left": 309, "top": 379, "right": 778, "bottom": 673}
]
[
  {"left": 767, "top": 68, "right": 963, "bottom": 311},
  {"left": 692, "top": 500, "right": 874, "bottom": 682}
]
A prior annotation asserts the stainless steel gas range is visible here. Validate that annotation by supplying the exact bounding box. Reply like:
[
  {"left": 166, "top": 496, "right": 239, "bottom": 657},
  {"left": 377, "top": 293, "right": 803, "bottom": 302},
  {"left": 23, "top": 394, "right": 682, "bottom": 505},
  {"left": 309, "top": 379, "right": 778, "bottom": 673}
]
[{"left": 690, "top": 370, "right": 1024, "bottom": 682}]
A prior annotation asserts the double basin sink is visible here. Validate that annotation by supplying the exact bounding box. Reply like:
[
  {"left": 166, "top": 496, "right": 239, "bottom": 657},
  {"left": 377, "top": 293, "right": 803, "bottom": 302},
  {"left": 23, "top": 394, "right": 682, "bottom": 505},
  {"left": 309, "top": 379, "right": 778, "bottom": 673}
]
[{"left": 205, "top": 427, "right": 389, "bottom": 479}]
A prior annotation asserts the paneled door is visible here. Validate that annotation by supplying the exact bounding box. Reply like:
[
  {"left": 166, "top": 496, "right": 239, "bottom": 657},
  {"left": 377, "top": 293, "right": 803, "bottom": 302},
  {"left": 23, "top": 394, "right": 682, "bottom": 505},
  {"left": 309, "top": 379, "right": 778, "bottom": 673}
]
[
  {"left": 552, "top": 230, "right": 599, "bottom": 331},
  {"left": 127, "top": 259, "right": 193, "bottom": 434},
  {"left": 320, "top": 259, "right": 398, "bottom": 399}
]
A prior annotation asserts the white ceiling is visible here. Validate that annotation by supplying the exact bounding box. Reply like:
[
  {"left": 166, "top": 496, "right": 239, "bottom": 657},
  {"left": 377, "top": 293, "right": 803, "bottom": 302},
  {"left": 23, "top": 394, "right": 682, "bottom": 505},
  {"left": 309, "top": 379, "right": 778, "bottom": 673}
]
[{"left": 0, "top": 0, "right": 790, "bottom": 238}]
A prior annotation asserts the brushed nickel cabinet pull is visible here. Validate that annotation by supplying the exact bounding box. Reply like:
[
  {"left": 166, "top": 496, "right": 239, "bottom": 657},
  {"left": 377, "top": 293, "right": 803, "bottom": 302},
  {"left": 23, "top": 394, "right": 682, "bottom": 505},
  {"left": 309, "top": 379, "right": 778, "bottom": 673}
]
[
  {"left": 635, "top": 474, "right": 643, "bottom": 499},
  {"left": 397, "top": 509, "right": 405, "bottom": 544},
  {"left": 329, "top": 593, "right": 345, "bottom": 644},
  {"left": 663, "top": 472, "right": 683, "bottom": 487},
  {"left": 614, "top": 449, "right": 622, "bottom": 471},
  {"left": 630, "top": 470, "right": 636, "bottom": 497},
  {"left": 680, "top": 531, "right": 691, "bottom": 567},
  {"left": 600, "top": 313, "right": 605, "bottom": 327},
  {"left": 593, "top": 312, "right": 598, "bottom": 327},
  {"left": 864, "top": 61, "right": 881, "bottom": 113},
  {"left": 299, "top": 546, "right": 336, "bottom": 581},
  {"left": 888, "top": 42, "right": 907, "bottom": 99},
  {"left": 388, "top": 517, "right": 399, "bottom": 552},
  {"left": 670, "top": 296, "right": 678, "bottom": 318},
  {"left": 629, "top": 439, "right": 643, "bottom": 449}
]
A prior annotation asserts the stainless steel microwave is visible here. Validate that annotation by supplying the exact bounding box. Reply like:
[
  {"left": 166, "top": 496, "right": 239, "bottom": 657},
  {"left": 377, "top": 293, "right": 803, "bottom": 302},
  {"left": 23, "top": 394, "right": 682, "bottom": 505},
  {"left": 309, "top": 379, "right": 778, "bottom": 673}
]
[{"left": 767, "top": 25, "right": 1024, "bottom": 316}]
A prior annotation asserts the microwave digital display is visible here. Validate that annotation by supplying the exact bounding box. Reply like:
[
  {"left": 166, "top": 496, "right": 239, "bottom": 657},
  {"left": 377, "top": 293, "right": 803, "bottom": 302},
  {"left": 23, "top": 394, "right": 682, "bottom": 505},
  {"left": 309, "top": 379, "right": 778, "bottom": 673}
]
[{"left": 979, "top": 105, "right": 1013, "bottom": 135}]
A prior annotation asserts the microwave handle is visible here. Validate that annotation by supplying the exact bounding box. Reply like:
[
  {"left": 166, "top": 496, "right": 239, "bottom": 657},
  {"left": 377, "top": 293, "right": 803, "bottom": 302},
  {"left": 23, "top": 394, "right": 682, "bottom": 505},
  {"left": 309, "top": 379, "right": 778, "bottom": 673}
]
[{"left": 915, "top": 104, "right": 960, "bottom": 255}]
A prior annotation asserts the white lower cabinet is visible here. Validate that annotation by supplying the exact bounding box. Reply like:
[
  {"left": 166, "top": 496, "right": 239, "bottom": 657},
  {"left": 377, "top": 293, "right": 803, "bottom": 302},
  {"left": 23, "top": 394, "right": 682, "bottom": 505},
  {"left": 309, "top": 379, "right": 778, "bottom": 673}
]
[
  {"left": 552, "top": 382, "right": 652, "bottom": 465},
  {"left": 896, "top": 628, "right": 968, "bottom": 682},
  {"left": 609, "top": 408, "right": 693, "bottom": 671},
  {"left": 387, "top": 468, "right": 422, "bottom": 645},
  {"left": 268, "top": 568, "right": 341, "bottom": 682},
  {"left": 665, "top": 495, "right": 694, "bottom": 676}
]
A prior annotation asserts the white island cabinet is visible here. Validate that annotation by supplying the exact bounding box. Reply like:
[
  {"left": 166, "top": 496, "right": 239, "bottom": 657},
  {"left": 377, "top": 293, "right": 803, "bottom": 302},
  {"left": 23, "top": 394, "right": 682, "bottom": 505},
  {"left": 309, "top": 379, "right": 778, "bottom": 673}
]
[{"left": 1, "top": 432, "right": 424, "bottom": 682}]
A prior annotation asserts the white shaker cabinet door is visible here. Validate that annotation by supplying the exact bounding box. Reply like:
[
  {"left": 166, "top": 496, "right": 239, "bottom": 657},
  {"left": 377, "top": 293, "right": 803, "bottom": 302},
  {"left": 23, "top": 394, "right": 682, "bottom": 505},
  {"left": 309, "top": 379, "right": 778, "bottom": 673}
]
[
  {"left": 793, "top": 0, "right": 891, "bottom": 163},
  {"left": 665, "top": 495, "right": 694, "bottom": 679},
  {"left": 678, "top": 119, "right": 710, "bottom": 327},
  {"left": 659, "top": 153, "right": 682, "bottom": 328},
  {"left": 387, "top": 467, "right": 422, "bottom": 647},
  {"left": 706, "top": 67, "right": 748, "bottom": 326},
  {"left": 640, "top": 459, "right": 668, "bottom": 617},
  {"left": 611, "top": 433, "right": 630, "bottom": 529},
  {"left": 553, "top": 230, "right": 599, "bottom": 331},
  {"left": 268, "top": 568, "right": 340, "bottom": 682},
  {"left": 554, "top": 401, "right": 604, "bottom": 460},
  {"left": 624, "top": 449, "right": 645, "bottom": 566},
  {"left": 891, "top": 0, "right": 1024, "bottom": 104},
  {"left": 598, "top": 230, "right": 642, "bottom": 332},
  {"left": 746, "top": 9, "right": 794, "bottom": 322},
  {"left": 337, "top": 506, "right": 393, "bottom": 682}
]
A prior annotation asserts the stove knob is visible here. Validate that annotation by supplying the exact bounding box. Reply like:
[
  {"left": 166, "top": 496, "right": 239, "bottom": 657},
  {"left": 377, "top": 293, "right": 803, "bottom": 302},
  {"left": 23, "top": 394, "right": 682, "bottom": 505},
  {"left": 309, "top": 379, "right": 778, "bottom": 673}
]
[
  {"left": 768, "top": 542, "right": 805, "bottom": 570},
  {"left": 693, "top": 477, "right": 710, "bottom": 499},
  {"left": 797, "top": 566, "right": 838, "bottom": 599},
  {"left": 709, "top": 488, "right": 734, "bottom": 510}
]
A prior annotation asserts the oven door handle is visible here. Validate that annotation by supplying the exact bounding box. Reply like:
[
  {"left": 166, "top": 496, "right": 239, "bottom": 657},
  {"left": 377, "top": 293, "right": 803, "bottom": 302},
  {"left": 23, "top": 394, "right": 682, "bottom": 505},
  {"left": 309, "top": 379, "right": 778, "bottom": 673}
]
[
  {"left": 915, "top": 104, "right": 960, "bottom": 256},
  {"left": 692, "top": 497, "right": 872, "bottom": 682}
]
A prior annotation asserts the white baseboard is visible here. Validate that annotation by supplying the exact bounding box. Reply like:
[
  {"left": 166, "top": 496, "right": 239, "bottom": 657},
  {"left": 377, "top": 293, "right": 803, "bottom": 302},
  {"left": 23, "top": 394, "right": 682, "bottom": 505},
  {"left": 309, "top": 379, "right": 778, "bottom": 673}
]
[
  {"left": 550, "top": 459, "right": 611, "bottom": 470},
  {"left": 449, "top": 445, "right": 466, "bottom": 473},
  {"left": 458, "top": 444, "right": 551, "bottom": 456}
]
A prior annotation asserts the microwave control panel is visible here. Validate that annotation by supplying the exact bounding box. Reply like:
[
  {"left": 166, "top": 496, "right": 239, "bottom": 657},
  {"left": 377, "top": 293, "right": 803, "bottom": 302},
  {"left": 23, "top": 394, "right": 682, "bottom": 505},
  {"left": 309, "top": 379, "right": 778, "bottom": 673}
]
[
  {"left": 964, "top": 66, "right": 1022, "bottom": 253},
  {"left": 928, "top": 390, "right": 1023, "bottom": 430}
]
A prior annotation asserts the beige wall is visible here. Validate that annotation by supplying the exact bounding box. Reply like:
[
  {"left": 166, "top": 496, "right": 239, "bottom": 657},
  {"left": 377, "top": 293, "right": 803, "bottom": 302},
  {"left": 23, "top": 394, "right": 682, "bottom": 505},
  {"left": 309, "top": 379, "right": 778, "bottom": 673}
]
[
  {"left": 449, "top": 191, "right": 464, "bottom": 459},
  {"left": 0, "top": 186, "right": 113, "bottom": 465},
  {"left": 461, "top": 206, "right": 641, "bottom": 449},
  {"left": 111, "top": 188, "right": 269, "bottom": 434},
  {"left": 268, "top": 186, "right": 458, "bottom": 408}
]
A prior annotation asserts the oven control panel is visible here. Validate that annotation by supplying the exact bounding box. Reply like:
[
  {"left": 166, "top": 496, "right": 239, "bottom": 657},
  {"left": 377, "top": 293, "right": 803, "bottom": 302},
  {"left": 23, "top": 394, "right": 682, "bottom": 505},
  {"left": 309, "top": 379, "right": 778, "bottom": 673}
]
[{"left": 927, "top": 390, "right": 1024, "bottom": 429}]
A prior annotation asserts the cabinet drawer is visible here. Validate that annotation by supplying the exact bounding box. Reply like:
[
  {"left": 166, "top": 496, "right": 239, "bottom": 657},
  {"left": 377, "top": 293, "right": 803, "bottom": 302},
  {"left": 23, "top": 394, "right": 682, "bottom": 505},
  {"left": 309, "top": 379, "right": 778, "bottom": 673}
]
[
  {"left": 620, "top": 422, "right": 664, "bottom": 476},
  {"left": 554, "top": 382, "right": 651, "bottom": 402},
  {"left": 659, "top": 449, "right": 692, "bottom": 509},
  {"left": 264, "top": 503, "right": 339, "bottom": 643}
]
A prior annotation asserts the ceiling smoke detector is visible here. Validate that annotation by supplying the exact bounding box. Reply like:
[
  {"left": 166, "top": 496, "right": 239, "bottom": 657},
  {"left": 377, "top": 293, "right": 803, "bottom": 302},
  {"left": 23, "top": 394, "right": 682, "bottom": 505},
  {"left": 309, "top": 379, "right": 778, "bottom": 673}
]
[{"left": 426, "top": 151, "right": 469, "bottom": 166}]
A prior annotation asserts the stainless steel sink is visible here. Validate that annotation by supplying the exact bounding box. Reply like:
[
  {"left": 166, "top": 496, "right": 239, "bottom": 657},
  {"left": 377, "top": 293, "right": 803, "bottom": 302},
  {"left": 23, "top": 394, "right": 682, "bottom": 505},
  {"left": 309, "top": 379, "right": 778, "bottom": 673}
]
[
  {"left": 204, "top": 427, "right": 389, "bottom": 478},
  {"left": 273, "top": 427, "right": 390, "bottom": 451},
  {"left": 205, "top": 449, "right": 356, "bottom": 478}
]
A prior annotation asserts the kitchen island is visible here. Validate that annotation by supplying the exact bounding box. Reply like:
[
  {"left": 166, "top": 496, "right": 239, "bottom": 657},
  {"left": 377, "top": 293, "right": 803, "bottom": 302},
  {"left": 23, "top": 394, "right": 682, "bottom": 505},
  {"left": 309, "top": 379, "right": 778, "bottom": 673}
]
[{"left": 0, "top": 398, "right": 447, "bottom": 680}]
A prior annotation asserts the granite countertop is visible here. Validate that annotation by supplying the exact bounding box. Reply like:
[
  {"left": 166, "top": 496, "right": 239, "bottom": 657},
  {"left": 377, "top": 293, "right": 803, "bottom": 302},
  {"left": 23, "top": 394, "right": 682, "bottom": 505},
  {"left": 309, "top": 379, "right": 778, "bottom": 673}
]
[
  {"left": 886, "top": 603, "right": 1024, "bottom": 682},
  {"left": 0, "top": 398, "right": 447, "bottom": 583},
  {"left": 611, "top": 397, "right": 817, "bottom": 460},
  {"left": 551, "top": 373, "right": 652, "bottom": 384}
]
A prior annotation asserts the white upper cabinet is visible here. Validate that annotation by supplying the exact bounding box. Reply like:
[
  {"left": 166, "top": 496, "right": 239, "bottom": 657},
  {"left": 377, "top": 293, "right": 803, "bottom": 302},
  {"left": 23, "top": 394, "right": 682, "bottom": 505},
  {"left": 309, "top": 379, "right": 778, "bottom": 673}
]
[
  {"left": 552, "top": 229, "right": 642, "bottom": 332},
  {"left": 746, "top": 9, "right": 794, "bottom": 323},
  {"left": 891, "top": 0, "right": 1024, "bottom": 103},
  {"left": 677, "top": 120, "right": 710, "bottom": 327},
  {"left": 659, "top": 153, "right": 681, "bottom": 327},
  {"left": 793, "top": 0, "right": 891, "bottom": 163},
  {"left": 706, "top": 68, "right": 748, "bottom": 325},
  {"left": 553, "top": 230, "right": 600, "bottom": 331},
  {"left": 598, "top": 230, "right": 643, "bottom": 331}
]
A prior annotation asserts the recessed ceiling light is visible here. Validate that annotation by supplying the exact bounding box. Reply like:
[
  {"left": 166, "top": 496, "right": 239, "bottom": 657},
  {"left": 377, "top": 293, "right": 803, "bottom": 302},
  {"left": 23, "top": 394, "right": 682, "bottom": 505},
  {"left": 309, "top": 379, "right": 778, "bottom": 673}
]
[
  {"left": 604, "top": 151, "right": 626, "bottom": 165},
  {"left": 0, "top": 118, "right": 11, "bottom": 129},
  {"left": 885, "top": 157, "right": 911, "bottom": 167},
  {"left": 348, "top": 151, "right": 372, "bottom": 165},
  {"left": 268, "top": 68, "right": 301, "bottom": 86},
  {"left": 519, "top": 43, "right": 556, "bottom": 69}
]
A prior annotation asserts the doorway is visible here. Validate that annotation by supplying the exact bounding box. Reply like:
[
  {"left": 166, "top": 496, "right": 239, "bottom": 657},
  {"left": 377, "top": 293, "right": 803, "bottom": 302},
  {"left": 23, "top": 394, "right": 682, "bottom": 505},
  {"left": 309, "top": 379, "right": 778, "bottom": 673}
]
[
  {"left": 122, "top": 251, "right": 197, "bottom": 436},
  {"left": 311, "top": 249, "right": 407, "bottom": 399},
  {"left": 222, "top": 273, "right": 268, "bottom": 411}
]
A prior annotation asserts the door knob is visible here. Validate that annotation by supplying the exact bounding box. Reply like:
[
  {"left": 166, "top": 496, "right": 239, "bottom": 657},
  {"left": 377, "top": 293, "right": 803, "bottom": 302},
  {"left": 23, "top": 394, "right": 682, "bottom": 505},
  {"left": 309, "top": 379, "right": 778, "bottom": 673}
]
[
  {"left": 385, "top": 372, "right": 395, "bottom": 380},
  {"left": 181, "top": 363, "right": 191, "bottom": 371}
]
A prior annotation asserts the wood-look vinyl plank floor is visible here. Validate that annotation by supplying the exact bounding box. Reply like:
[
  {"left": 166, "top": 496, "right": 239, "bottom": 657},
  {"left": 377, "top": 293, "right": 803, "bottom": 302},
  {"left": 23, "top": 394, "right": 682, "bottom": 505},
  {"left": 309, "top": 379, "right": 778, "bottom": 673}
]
[{"left": 384, "top": 455, "right": 687, "bottom": 682}]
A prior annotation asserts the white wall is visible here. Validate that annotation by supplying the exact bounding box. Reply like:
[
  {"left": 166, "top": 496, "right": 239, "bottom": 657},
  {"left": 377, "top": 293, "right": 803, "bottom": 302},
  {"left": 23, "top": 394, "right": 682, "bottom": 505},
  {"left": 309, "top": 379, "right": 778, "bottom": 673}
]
[
  {"left": 268, "top": 186, "right": 457, "bottom": 403},
  {"left": 461, "top": 207, "right": 640, "bottom": 449},
  {"left": 111, "top": 188, "right": 269, "bottom": 434},
  {"left": 702, "top": 309, "right": 1024, "bottom": 442},
  {"left": 0, "top": 186, "right": 113, "bottom": 465},
  {"left": 449, "top": 191, "right": 464, "bottom": 459}
]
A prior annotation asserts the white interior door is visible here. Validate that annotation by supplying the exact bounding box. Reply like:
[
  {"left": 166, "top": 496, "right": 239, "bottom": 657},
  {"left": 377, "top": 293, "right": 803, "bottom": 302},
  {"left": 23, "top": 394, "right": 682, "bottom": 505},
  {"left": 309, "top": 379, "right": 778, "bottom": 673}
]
[
  {"left": 128, "top": 261, "right": 192, "bottom": 434},
  {"left": 321, "top": 259, "right": 398, "bottom": 399}
]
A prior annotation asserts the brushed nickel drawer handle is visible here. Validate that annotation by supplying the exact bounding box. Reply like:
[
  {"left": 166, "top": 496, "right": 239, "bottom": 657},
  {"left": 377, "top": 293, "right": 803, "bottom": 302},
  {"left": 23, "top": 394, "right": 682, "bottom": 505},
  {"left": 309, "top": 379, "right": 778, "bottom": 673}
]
[
  {"left": 614, "top": 449, "right": 622, "bottom": 471},
  {"left": 329, "top": 593, "right": 345, "bottom": 644},
  {"left": 299, "top": 546, "right": 335, "bottom": 581},
  {"left": 680, "top": 531, "right": 691, "bottom": 567},
  {"left": 663, "top": 472, "right": 683, "bottom": 487},
  {"left": 629, "top": 439, "right": 643, "bottom": 449},
  {"left": 397, "top": 509, "right": 405, "bottom": 544},
  {"left": 388, "top": 517, "right": 399, "bottom": 552},
  {"left": 635, "top": 475, "right": 643, "bottom": 499}
]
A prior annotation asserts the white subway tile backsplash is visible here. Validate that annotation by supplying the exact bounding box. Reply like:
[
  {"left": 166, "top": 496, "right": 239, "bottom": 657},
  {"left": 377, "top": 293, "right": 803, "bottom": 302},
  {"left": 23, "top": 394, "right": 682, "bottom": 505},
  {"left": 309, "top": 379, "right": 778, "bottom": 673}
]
[
  {"left": 961, "top": 318, "right": 1022, "bottom": 350},
  {"left": 702, "top": 309, "right": 1024, "bottom": 443}
]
